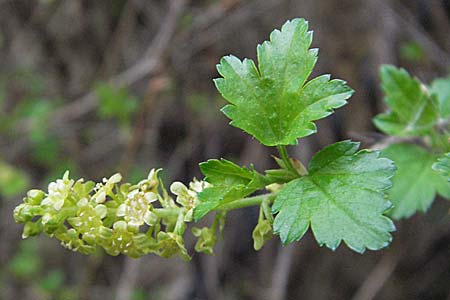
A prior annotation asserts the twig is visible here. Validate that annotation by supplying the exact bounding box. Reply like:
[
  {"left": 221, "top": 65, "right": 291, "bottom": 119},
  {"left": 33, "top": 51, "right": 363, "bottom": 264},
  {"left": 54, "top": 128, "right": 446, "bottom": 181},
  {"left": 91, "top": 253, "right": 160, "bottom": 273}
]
[
  {"left": 118, "top": 75, "right": 169, "bottom": 177},
  {"left": 348, "top": 131, "right": 426, "bottom": 150},
  {"left": 165, "top": 135, "right": 198, "bottom": 181},
  {"left": 351, "top": 252, "right": 401, "bottom": 300},
  {"left": 20, "top": 0, "right": 186, "bottom": 132},
  {"left": 115, "top": 258, "right": 141, "bottom": 300},
  {"left": 97, "top": 1, "right": 138, "bottom": 77},
  {"left": 369, "top": 135, "right": 420, "bottom": 150},
  {"left": 78, "top": 254, "right": 104, "bottom": 300},
  {"left": 13, "top": 0, "right": 278, "bottom": 146},
  {"left": 269, "top": 244, "right": 296, "bottom": 300},
  {"left": 173, "top": 0, "right": 281, "bottom": 69},
  {"left": 379, "top": 0, "right": 450, "bottom": 69}
]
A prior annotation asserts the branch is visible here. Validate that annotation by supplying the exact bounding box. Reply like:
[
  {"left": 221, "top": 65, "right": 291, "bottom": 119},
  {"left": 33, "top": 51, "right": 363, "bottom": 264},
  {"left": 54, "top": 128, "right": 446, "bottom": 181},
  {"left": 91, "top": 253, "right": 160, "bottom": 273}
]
[
  {"left": 269, "top": 244, "right": 296, "bottom": 300},
  {"left": 21, "top": 0, "right": 187, "bottom": 131},
  {"left": 351, "top": 252, "right": 401, "bottom": 300},
  {"left": 380, "top": 0, "right": 450, "bottom": 69},
  {"left": 115, "top": 258, "right": 142, "bottom": 300}
]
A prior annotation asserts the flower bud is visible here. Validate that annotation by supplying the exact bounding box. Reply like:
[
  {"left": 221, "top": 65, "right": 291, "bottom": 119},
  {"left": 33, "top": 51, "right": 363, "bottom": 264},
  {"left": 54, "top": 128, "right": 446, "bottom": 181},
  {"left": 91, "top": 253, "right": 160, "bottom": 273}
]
[
  {"left": 252, "top": 219, "right": 273, "bottom": 251},
  {"left": 157, "top": 231, "right": 190, "bottom": 261},
  {"left": 192, "top": 227, "right": 217, "bottom": 255},
  {"left": 22, "top": 221, "right": 43, "bottom": 238},
  {"left": 24, "top": 189, "right": 45, "bottom": 205}
]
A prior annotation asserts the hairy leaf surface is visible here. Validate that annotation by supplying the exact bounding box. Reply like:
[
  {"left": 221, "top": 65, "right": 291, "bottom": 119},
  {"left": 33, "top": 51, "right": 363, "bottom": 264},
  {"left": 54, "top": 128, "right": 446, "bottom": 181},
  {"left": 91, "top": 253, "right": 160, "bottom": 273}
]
[
  {"left": 215, "top": 18, "right": 353, "bottom": 146},
  {"left": 272, "top": 141, "right": 395, "bottom": 253},
  {"left": 374, "top": 66, "right": 439, "bottom": 137},
  {"left": 382, "top": 144, "right": 450, "bottom": 219}
]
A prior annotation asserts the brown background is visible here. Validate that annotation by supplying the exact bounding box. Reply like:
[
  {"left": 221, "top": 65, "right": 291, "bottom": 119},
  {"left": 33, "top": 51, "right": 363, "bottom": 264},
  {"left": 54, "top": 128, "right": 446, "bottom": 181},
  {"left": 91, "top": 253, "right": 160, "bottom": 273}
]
[{"left": 1, "top": 0, "right": 450, "bottom": 299}]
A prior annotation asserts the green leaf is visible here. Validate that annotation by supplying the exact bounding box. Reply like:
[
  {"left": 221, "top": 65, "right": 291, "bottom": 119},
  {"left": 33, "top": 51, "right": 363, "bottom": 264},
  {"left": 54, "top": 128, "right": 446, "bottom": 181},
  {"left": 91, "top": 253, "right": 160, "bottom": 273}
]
[
  {"left": 215, "top": 18, "right": 353, "bottom": 146},
  {"left": 430, "top": 76, "right": 450, "bottom": 118},
  {"left": 272, "top": 140, "right": 395, "bottom": 253},
  {"left": 382, "top": 144, "right": 450, "bottom": 219},
  {"left": 433, "top": 153, "right": 450, "bottom": 181},
  {"left": 200, "top": 158, "right": 254, "bottom": 185},
  {"left": 374, "top": 65, "right": 439, "bottom": 137},
  {"left": 194, "top": 159, "right": 268, "bottom": 220}
]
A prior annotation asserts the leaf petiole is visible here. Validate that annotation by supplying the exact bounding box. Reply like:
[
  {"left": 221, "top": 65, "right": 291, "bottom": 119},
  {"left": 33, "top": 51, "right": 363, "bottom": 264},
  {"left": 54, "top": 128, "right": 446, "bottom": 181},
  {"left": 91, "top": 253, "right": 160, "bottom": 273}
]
[
  {"left": 216, "top": 193, "right": 276, "bottom": 211},
  {"left": 277, "top": 145, "right": 300, "bottom": 176}
]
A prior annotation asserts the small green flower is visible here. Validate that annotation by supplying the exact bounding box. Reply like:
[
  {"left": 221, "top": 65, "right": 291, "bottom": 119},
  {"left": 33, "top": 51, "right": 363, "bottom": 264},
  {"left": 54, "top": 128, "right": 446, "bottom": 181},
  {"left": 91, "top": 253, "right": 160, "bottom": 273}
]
[
  {"left": 131, "top": 233, "right": 159, "bottom": 257},
  {"left": 68, "top": 198, "right": 107, "bottom": 245},
  {"left": 252, "top": 219, "right": 272, "bottom": 251},
  {"left": 55, "top": 228, "right": 96, "bottom": 255},
  {"left": 192, "top": 227, "right": 217, "bottom": 255},
  {"left": 170, "top": 179, "right": 209, "bottom": 222},
  {"left": 98, "top": 221, "right": 134, "bottom": 256},
  {"left": 170, "top": 182, "right": 196, "bottom": 204},
  {"left": 13, "top": 203, "right": 43, "bottom": 223},
  {"left": 22, "top": 221, "right": 43, "bottom": 238},
  {"left": 98, "top": 220, "right": 156, "bottom": 257},
  {"left": 137, "top": 168, "right": 161, "bottom": 193},
  {"left": 93, "top": 173, "right": 122, "bottom": 204},
  {"left": 117, "top": 190, "right": 158, "bottom": 231},
  {"left": 41, "top": 171, "right": 74, "bottom": 211},
  {"left": 156, "top": 231, "right": 190, "bottom": 261},
  {"left": 24, "top": 189, "right": 45, "bottom": 205},
  {"left": 188, "top": 178, "right": 211, "bottom": 194},
  {"left": 72, "top": 179, "right": 96, "bottom": 199}
]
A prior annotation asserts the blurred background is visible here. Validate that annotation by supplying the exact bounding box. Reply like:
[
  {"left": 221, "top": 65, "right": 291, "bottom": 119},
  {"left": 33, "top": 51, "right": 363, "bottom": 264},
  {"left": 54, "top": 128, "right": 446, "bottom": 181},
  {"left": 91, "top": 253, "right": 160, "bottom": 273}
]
[{"left": 0, "top": 0, "right": 450, "bottom": 299}]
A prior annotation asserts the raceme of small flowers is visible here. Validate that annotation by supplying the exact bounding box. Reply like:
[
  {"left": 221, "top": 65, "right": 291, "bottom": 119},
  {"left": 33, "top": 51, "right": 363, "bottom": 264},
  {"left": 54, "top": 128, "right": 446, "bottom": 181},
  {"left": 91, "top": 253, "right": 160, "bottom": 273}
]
[{"left": 13, "top": 169, "right": 217, "bottom": 260}]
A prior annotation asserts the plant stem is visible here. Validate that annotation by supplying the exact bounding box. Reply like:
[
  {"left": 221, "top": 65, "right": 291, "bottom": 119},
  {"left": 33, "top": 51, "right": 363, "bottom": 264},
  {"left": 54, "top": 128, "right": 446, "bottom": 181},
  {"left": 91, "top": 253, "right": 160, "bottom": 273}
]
[
  {"left": 154, "top": 193, "right": 276, "bottom": 219},
  {"left": 154, "top": 207, "right": 179, "bottom": 218},
  {"left": 277, "top": 145, "right": 299, "bottom": 175},
  {"left": 216, "top": 193, "right": 276, "bottom": 211}
]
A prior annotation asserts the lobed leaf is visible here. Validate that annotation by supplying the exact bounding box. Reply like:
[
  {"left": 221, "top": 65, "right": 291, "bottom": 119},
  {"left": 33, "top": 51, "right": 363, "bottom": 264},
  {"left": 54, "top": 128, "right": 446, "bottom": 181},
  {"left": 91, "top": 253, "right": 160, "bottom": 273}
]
[
  {"left": 272, "top": 140, "right": 395, "bottom": 253},
  {"left": 215, "top": 18, "right": 353, "bottom": 146},
  {"left": 382, "top": 144, "right": 450, "bottom": 219},
  {"left": 374, "top": 65, "right": 439, "bottom": 137},
  {"left": 194, "top": 159, "right": 268, "bottom": 221},
  {"left": 200, "top": 158, "right": 254, "bottom": 185}
]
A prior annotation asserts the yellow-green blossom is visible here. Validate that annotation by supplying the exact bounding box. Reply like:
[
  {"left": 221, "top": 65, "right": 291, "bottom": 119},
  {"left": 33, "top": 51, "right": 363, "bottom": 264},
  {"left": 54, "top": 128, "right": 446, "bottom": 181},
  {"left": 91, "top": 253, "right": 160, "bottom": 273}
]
[
  {"left": 100, "top": 221, "right": 134, "bottom": 256},
  {"left": 56, "top": 228, "right": 95, "bottom": 255},
  {"left": 41, "top": 171, "right": 74, "bottom": 210},
  {"left": 116, "top": 190, "right": 158, "bottom": 231},
  {"left": 156, "top": 231, "right": 190, "bottom": 261},
  {"left": 192, "top": 227, "right": 217, "bottom": 255},
  {"left": 252, "top": 219, "right": 272, "bottom": 250},
  {"left": 93, "top": 173, "right": 122, "bottom": 203},
  {"left": 68, "top": 198, "right": 107, "bottom": 245},
  {"left": 14, "top": 170, "right": 218, "bottom": 260},
  {"left": 24, "top": 189, "right": 45, "bottom": 205},
  {"left": 137, "top": 168, "right": 160, "bottom": 193},
  {"left": 170, "top": 179, "right": 210, "bottom": 222}
]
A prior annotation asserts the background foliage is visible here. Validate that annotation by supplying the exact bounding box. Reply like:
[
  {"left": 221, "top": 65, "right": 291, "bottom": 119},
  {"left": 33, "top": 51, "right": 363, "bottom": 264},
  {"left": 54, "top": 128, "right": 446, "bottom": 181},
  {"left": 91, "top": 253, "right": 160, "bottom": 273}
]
[{"left": 1, "top": 0, "right": 450, "bottom": 299}]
